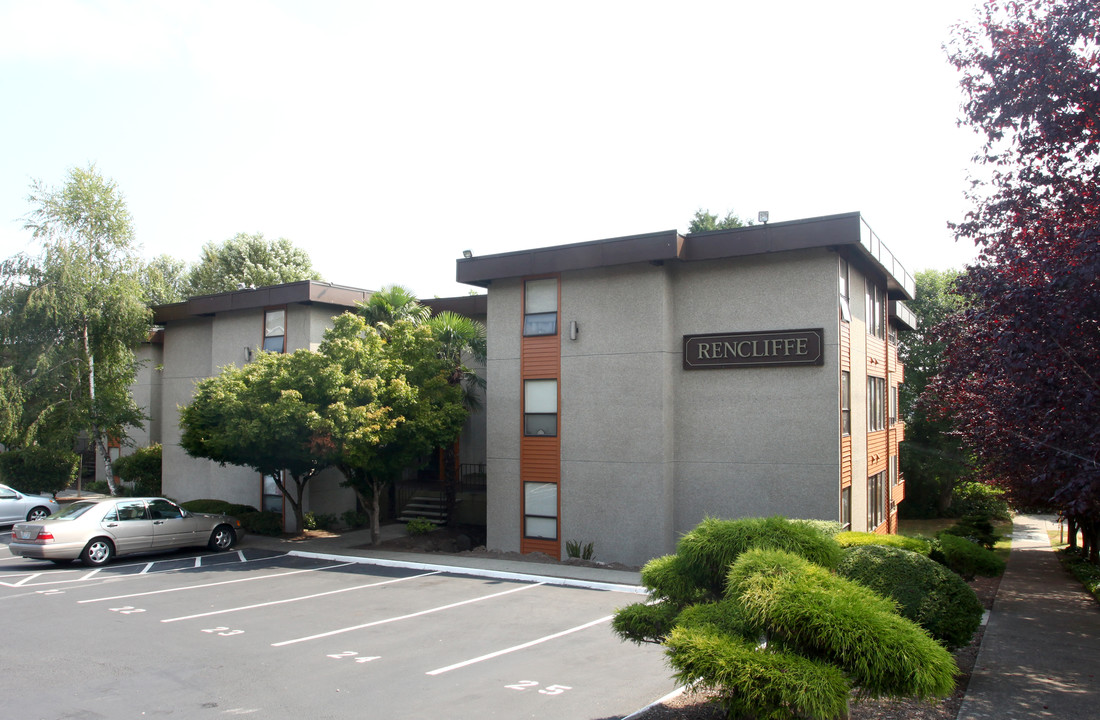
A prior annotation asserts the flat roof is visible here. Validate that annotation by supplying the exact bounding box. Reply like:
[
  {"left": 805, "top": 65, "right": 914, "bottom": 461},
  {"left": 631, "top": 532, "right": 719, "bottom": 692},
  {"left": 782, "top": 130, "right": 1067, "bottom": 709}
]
[
  {"left": 152, "top": 280, "right": 374, "bottom": 323},
  {"left": 456, "top": 212, "right": 915, "bottom": 300}
]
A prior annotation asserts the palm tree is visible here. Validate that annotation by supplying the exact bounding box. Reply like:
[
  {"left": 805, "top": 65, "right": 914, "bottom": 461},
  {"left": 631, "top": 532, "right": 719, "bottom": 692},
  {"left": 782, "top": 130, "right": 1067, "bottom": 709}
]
[{"left": 357, "top": 287, "right": 487, "bottom": 525}]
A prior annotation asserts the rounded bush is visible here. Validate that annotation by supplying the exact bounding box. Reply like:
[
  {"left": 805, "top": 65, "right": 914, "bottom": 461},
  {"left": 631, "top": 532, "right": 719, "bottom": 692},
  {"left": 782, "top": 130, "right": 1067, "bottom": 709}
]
[
  {"left": 932, "top": 534, "right": 1005, "bottom": 579},
  {"left": 676, "top": 517, "right": 843, "bottom": 597},
  {"left": 836, "top": 531, "right": 932, "bottom": 555},
  {"left": 837, "top": 544, "right": 983, "bottom": 649},
  {"left": 238, "top": 510, "right": 283, "bottom": 536}
]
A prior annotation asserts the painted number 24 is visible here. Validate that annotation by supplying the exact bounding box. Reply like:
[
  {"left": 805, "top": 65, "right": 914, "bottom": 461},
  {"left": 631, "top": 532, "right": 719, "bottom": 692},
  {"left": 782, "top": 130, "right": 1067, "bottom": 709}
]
[{"left": 505, "top": 680, "right": 572, "bottom": 695}]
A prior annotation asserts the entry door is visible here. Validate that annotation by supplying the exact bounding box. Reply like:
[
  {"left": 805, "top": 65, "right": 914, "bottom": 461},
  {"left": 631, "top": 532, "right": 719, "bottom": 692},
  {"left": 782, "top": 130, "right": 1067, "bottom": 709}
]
[{"left": 102, "top": 501, "right": 155, "bottom": 554}]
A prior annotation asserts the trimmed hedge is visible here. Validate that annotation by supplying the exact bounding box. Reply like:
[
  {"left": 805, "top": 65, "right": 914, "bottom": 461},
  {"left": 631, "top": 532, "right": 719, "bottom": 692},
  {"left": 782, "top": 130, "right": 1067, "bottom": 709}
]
[
  {"left": 932, "top": 533, "right": 1005, "bottom": 579},
  {"left": 835, "top": 531, "right": 932, "bottom": 555},
  {"left": 728, "top": 549, "right": 957, "bottom": 700},
  {"left": 180, "top": 499, "right": 258, "bottom": 516},
  {"left": 675, "top": 516, "right": 843, "bottom": 597},
  {"left": 837, "top": 544, "right": 983, "bottom": 649}
]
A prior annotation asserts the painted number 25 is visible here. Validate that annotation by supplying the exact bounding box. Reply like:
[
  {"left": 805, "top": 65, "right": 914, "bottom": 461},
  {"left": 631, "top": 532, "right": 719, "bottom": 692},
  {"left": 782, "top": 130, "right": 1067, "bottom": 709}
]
[{"left": 505, "top": 680, "right": 572, "bottom": 695}]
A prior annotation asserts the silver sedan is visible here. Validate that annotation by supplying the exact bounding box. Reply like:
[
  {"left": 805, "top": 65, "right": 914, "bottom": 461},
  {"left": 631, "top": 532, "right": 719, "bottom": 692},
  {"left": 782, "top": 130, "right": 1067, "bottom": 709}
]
[
  {"left": 0, "top": 484, "right": 61, "bottom": 524},
  {"left": 9, "top": 497, "right": 245, "bottom": 566}
]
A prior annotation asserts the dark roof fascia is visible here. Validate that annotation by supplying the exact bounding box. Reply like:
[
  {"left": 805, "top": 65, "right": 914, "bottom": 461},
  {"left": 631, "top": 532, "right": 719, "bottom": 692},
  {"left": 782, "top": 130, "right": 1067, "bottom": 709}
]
[
  {"left": 454, "top": 212, "right": 914, "bottom": 301},
  {"left": 456, "top": 230, "right": 683, "bottom": 287},
  {"left": 423, "top": 294, "right": 487, "bottom": 318},
  {"left": 152, "top": 281, "right": 373, "bottom": 324}
]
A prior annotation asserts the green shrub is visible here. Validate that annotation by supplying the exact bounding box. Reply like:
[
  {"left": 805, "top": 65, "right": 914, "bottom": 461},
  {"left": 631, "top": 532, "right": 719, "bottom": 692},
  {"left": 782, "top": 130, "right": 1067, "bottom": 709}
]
[
  {"left": 239, "top": 511, "right": 283, "bottom": 536},
  {"left": 728, "top": 549, "right": 957, "bottom": 700},
  {"left": 181, "top": 499, "right": 258, "bottom": 516},
  {"left": 836, "top": 531, "right": 932, "bottom": 555},
  {"left": 113, "top": 445, "right": 162, "bottom": 496},
  {"left": 932, "top": 533, "right": 1005, "bottom": 579},
  {"left": 676, "top": 516, "right": 843, "bottom": 597},
  {"left": 84, "top": 481, "right": 112, "bottom": 495},
  {"left": 640, "top": 554, "right": 708, "bottom": 605},
  {"left": 791, "top": 519, "right": 844, "bottom": 537},
  {"left": 942, "top": 513, "right": 998, "bottom": 549},
  {"left": 342, "top": 510, "right": 369, "bottom": 529},
  {"left": 405, "top": 517, "right": 436, "bottom": 536},
  {"left": 1057, "top": 548, "right": 1100, "bottom": 603},
  {"left": 949, "top": 482, "right": 1010, "bottom": 520},
  {"left": 611, "top": 601, "right": 682, "bottom": 645},
  {"left": 0, "top": 446, "right": 78, "bottom": 494},
  {"left": 837, "top": 545, "right": 983, "bottom": 649},
  {"left": 565, "top": 539, "right": 595, "bottom": 560},
  {"left": 666, "top": 625, "right": 850, "bottom": 720}
]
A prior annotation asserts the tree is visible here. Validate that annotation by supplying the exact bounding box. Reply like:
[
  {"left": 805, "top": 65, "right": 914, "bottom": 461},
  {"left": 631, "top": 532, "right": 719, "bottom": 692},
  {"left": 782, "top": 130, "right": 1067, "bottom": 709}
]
[
  {"left": 185, "top": 232, "right": 322, "bottom": 296},
  {"left": 0, "top": 165, "right": 151, "bottom": 494},
  {"left": 179, "top": 350, "right": 333, "bottom": 533},
  {"left": 139, "top": 254, "right": 189, "bottom": 305},
  {"left": 933, "top": 0, "right": 1100, "bottom": 560},
  {"left": 311, "top": 314, "right": 467, "bottom": 543},
  {"left": 897, "top": 269, "right": 973, "bottom": 516},
  {"left": 687, "top": 208, "right": 748, "bottom": 233},
  {"left": 358, "top": 286, "right": 487, "bottom": 525}
]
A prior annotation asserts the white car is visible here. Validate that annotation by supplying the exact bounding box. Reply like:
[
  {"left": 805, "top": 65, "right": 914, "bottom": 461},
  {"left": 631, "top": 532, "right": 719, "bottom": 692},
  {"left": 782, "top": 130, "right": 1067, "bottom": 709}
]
[
  {"left": 0, "top": 484, "right": 61, "bottom": 524},
  {"left": 10, "top": 497, "right": 244, "bottom": 566}
]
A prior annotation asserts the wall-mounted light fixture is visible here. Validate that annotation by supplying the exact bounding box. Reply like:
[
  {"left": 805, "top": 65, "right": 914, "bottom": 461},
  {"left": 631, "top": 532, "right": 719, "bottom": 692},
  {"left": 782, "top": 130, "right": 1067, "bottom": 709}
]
[
  {"left": 245, "top": 347, "right": 253, "bottom": 362},
  {"left": 758, "top": 211, "right": 770, "bottom": 224},
  {"left": 569, "top": 320, "right": 579, "bottom": 341},
  {"left": 462, "top": 249, "right": 473, "bottom": 258}
]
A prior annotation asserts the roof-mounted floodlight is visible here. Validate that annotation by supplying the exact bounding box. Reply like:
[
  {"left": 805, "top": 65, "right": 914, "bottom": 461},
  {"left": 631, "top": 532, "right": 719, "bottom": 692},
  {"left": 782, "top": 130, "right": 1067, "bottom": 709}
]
[
  {"left": 758, "top": 211, "right": 769, "bottom": 224},
  {"left": 462, "top": 249, "right": 473, "bottom": 258}
]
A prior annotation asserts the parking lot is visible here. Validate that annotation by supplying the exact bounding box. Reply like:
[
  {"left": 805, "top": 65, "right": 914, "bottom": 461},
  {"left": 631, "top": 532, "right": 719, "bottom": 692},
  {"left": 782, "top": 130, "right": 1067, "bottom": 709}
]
[{"left": 0, "top": 536, "right": 674, "bottom": 719}]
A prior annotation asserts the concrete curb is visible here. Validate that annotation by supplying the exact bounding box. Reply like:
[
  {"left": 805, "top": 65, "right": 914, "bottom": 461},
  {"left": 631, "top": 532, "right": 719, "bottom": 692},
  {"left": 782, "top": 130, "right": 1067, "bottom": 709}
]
[{"left": 286, "top": 548, "right": 649, "bottom": 595}]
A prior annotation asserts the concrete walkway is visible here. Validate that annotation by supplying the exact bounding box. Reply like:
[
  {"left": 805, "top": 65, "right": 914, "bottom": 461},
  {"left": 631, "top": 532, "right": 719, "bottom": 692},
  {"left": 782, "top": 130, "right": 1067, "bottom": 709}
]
[
  {"left": 242, "top": 522, "right": 645, "bottom": 592},
  {"left": 958, "top": 514, "right": 1100, "bottom": 719}
]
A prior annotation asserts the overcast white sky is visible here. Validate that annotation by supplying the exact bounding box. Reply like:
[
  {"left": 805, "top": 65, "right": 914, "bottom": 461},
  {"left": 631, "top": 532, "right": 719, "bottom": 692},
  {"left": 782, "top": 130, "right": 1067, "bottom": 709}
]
[{"left": 0, "top": 0, "right": 983, "bottom": 298}]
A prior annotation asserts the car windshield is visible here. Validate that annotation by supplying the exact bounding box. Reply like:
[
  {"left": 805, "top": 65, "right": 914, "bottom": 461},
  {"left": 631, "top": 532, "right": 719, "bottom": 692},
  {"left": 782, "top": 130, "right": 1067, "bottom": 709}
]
[{"left": 51, "top": 501, "right": 99, "bottom": 520}]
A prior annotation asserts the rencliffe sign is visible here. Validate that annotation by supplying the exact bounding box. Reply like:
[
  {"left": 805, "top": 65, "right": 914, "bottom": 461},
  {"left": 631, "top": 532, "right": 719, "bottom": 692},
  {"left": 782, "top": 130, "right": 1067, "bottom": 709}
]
[{"left": 683, "top": 328, "right": 824, "bottom": 370}]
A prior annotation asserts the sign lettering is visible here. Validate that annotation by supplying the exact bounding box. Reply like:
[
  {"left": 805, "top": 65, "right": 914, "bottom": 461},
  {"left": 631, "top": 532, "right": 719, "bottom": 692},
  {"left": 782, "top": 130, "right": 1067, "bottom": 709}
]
[{"left": 683, "top": 329, "right": 824, "bottom": 370}]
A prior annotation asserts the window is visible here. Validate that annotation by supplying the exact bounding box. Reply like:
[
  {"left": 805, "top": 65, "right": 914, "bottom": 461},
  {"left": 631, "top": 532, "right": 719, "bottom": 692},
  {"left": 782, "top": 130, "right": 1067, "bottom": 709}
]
[
  {"left": 868, "top": 377, "right": 886, "bottom": 432},
  {"left": 868, "top": 471, "right": 887, "bottom": 529},
  {"left": 523, "top": 482, "right": 558, "bottom": 540},
  {"left": 865, "top": 281, "right": 884, "bottom": 338},
  {"left": 890, "top": 455, "right": 899, "bottom": 486},
  {"left": 841, "top": 371, "right": 851, "bottom": 436},
  {"left": 523, "top": 278, "right": 558, "bottom": 336},
  {"left": 116, "top": 501, "right": 149, "bottom": 521},
  {"left": 149, "top": 498, "right": 183, "bottom": 520},
  {"left": 839, "top": 258, "right": 851, "bottom": 322},
  {"left": 264, "top": 308, "right": 286, "bottom": 353},
  {"left": 263, "top": 473, "right": 285, "bottom": 514},
  {"left": 524, "top": 379, "right": 558, "bottom": 436},
  {"left": 841, "top": 486, "right": 851, "bottom": 530},
  {"left": 889, "top": 385, "right": 898, "bottom": 426}
]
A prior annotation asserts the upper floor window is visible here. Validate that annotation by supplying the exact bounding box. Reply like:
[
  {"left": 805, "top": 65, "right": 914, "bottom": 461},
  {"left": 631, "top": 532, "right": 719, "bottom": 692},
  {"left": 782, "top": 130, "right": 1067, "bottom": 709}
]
[
  {"left": 839, "top": 259, "right": 851, "bottom": 322},
  {"left": 841, "top": 371, "right": 851, "bottom": 436},
  {"left": 889, "top": 385, "right": 898, "bottom": 426},
  {"left": 868, "top": 376, "right": 886, "bottom": 432},
  {"left": 264, "top": 308, "right": 286, "bottom": 353},
  {"left": 523, "top": 379, "right": 558, "bottom": 436},
  {"left": 865, "top": 281, "right": 884, "bottom": 339},
  {"left": 523, "top": 278, "right": 558, "bottom": 336}
]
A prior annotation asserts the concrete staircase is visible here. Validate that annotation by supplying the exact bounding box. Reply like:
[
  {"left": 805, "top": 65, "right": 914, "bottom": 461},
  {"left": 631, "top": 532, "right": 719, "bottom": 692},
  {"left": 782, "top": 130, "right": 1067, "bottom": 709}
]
[{"left": 398, "top": 493, "right": 448, "bottom": 525}]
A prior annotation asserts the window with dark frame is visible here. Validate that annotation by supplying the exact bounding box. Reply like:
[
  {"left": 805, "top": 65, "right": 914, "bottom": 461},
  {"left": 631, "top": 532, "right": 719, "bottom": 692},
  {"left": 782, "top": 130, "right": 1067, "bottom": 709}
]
[
  {"left": 889, "top": 384, "right": 898, "bottom": 426},
  {"left": 262, "top": 473, "right": 284, "bottom": 514},
  {"left": 867, "top": 377, "right": 886, "bottom": 431},
  {"left": 841, "top": 486, "right": 851, "bottom": 530},
  {"left": 264, "top": 308, "right": 286, "bottom": 353},
  {"left": 841, "top": 371, "right": 851, "bottom": 436},
  {"left": 839, "top": 258, "right": 851, "bottom": 322},
  {"left": 523, "top": 379, "right": 558, "bottom": 436},
  {"left": 865, "top": 281, "right": 885, "bottom": 339},
  {"left": 523, "top": 481, "right": 558, "bottom": 540},
  {"left": 867, "top": 471, "right": 886, "bottom": 529},
  {"left": 523, "top": 278, "right": 558, "bottom": 336}
]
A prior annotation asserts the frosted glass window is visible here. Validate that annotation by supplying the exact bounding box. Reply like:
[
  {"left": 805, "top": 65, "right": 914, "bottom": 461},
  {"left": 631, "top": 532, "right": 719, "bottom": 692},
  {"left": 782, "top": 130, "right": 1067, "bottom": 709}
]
[
  {"left": 524, "top": 380, "right": 557, "bottom": 436},
  {"left": 525, "top": 517, "right": 557, "bottom": 539},
  {"left": 264, "top": 309, "right": 286, "bottom": 353},
  {"left": 525, "top": 279, "right": 557, "bottom": 313},
  {"left": 524, "top": 482, "right": 557, "bottom": 540}
]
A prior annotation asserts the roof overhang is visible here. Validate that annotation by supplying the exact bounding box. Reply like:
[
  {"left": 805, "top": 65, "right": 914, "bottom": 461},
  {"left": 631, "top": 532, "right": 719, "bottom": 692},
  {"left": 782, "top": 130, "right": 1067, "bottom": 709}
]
[
  {"left": 456, "top": 212, "right": 915, "bottom": 301},
  {"left": 152, "top": 281, "right": 374, "bottom": 323}
]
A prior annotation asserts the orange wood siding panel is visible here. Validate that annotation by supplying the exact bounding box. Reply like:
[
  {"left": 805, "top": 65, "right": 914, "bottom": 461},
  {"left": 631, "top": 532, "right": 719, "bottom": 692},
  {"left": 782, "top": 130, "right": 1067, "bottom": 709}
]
[
  {"left": 522, "top": 537, "right": 560, "bottom": 556},
  {"left": 521, "top": 335, "right": 560, "bottom": 378},
  {"left": 866, "top": 336, "right": 887, "bottom": 377},
  {"left": 867, "top": 431, "right": 888, "bottom": 475},
  {"left": 841, "top": 435, "right": 852, "bottom": 488}
]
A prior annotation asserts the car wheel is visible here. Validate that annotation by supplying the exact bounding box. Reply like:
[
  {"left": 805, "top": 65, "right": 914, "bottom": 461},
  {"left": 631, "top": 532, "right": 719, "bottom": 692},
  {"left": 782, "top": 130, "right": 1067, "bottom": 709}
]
[
  {"left": 208, "top": 525, "right": 236, "bottom": 551},
  {"left": 26, "top": 506, "right": 50, "bottom": 521},
  {"left": 81, "top": 538, "right": 114, "bottom": 567}
]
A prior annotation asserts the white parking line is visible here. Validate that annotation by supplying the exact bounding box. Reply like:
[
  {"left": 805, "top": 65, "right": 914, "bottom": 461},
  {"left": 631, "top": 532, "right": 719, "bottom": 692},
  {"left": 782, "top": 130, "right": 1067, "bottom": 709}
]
[
  {"left": 79, "top": 562, "right": 357, "bottom": 603},
  {"left": 271, "top": 582, "right": 544, "bottom": 647},
  {"left": 161, "top": 571, "right": 441, "bottom": 623},
  {"left": 0, "top": 552, "right": 293, "bottom": 589},
  {"left": 425, "top": 614, "right": 613, "bottom": 675},
  {"left": 13, "top": 573, "right": 40, "bottom": 587}
]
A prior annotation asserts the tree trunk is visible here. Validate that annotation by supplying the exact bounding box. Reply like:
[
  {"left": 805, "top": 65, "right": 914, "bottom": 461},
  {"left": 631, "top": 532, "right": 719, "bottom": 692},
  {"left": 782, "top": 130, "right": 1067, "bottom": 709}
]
[
  {"left": 351, "top": 479, "right": 385, "bottom": 545},
  {"left": 935, "top": 477, "right": 954, "bottom": 515},
  {"left": 1067, "top": 516, "right": 1079, "bottom": 551},
  {"left": 84, "top": 317, "right": 116, "bottom": 496}
]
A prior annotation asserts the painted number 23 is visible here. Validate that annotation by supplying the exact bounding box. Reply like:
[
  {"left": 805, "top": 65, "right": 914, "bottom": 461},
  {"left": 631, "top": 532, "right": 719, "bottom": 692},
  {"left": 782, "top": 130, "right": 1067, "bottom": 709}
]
[{"left": 505, "top": 680, "right": 572, "bottom": 695}]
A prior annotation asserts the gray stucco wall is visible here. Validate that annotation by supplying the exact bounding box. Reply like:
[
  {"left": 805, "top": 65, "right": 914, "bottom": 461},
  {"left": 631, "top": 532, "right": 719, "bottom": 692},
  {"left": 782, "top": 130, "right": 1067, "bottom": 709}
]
[{"left": 482, "top": 248, "right": 849, "bottom": 567}]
